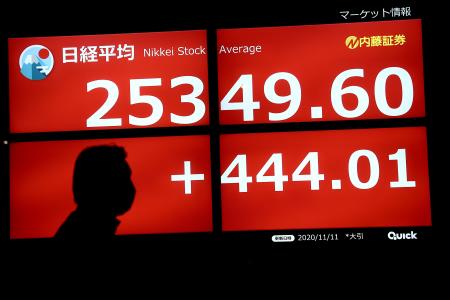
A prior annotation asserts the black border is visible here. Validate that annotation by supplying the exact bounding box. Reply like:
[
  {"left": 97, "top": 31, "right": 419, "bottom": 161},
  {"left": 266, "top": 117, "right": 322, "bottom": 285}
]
[{"left": 2, "top": 1, "right": 445, "bottom": 265}]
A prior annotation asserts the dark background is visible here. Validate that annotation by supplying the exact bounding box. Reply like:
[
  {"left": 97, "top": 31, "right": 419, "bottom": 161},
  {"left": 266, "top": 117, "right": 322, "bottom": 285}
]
[{"left": 1, "top": 0, "right": 447, "bottom": 271}]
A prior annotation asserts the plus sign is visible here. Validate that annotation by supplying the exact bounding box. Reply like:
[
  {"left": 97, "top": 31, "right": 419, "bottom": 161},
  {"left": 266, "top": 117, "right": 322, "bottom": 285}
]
[{"left": 171, "top": 161, "right": 205, "bottom": 194}]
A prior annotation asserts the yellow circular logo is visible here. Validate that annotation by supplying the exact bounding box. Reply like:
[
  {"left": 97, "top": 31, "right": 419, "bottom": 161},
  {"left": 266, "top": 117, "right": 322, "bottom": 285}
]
[{"left": 345, "top": 36, "right": 359, "bottom": 49}]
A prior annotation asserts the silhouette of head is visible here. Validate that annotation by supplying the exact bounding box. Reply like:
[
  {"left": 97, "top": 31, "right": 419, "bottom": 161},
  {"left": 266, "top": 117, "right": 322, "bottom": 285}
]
[{"left": 72, "top": 145, "right": 135, "bottom": 217}]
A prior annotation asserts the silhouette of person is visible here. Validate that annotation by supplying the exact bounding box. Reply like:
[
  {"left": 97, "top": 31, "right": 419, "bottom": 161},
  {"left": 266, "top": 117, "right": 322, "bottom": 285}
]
[{"left": 55, "top": 145, "right": 135, "bottom": 239}]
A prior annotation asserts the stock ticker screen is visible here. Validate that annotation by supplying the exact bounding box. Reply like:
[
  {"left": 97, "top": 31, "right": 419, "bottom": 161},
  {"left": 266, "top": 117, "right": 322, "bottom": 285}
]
[{"left": 4, "top": 4, "right": 437, "bottom": 245}]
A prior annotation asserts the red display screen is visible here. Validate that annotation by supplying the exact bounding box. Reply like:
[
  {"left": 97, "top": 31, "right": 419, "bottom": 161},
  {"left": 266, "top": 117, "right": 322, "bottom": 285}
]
[
  {"left": 217, "top": 19, "right": 424, "bottom": 124},
  {"left": 10, "top": 135, "right": 212, "bottom": 239},
  {"left": 8, "top": 30, "right": 209, "bottom": 133},
  {"left": 220, "top": 127, "right": 431, "bottom": 231},
  {"left": 6, "top": 19, "right": 433, "bottom": 241}
]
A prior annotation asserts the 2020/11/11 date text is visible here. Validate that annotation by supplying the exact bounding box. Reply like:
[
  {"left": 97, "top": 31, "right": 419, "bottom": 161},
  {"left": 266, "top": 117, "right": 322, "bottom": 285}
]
[
  {"left": 297, "top": 233, "right": 339, "bottom": 242},
  {"left": 221, "top": 149, "right": 415, "bottom": 192},
  {"left": 296, "top": 233, "right": 363, "bottom": 241}
]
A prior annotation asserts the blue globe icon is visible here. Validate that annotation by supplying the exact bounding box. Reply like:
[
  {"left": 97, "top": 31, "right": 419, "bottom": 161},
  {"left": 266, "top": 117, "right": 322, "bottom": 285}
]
[{"left": 19, "top": 45, "right": 54, "bottom": 80}]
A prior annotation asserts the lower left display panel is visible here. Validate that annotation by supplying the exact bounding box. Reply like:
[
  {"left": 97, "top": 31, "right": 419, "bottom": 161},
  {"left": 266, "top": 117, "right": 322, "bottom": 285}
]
[{"left": 10, "top": 135, "right": 212, "bottom": 239}]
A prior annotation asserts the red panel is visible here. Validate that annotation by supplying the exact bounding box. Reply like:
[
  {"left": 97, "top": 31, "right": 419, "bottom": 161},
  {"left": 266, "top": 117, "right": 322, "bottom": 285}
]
[
  {"left": 218, "top": 20, "right": 424, "bottom": 124},
  {"left": 9, "top": 30, "right": 209, "bottom": 133},
  {"left": 10, "top": 135, "right": 212, "bottom": 238},
  {"left": 220, "top": 127, "right": 431, "bottom": 231}
]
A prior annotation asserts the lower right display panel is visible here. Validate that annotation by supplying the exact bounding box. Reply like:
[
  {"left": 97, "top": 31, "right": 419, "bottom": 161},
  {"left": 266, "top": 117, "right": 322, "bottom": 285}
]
[{"left": 220, "top": 126, "right": 431, "bottom": 231}]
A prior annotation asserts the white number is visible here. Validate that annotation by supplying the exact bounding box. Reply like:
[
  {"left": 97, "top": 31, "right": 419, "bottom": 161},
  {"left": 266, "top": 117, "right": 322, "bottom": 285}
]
[
  {"left": 348, "top": 150, "right": 379, "bottom": 189},
  {"left": 332, "top": 67, "right": 413, "bottom": 118},
  {"left": 256, "top": 153, "right": 288, "bottom": 191},
  {"left": 220, "top": 74, "right": 260, "bottom": 121},
  {"left": 292, "top": 152, "right": 324, "bottom": 190},
  {"left": 221, "top": 154, "right": 252, "bottom": 192},
  {"left": 221, "top": 67, "right": 414, "bottom": 122},
  {"left": 265, "top": 72, "right": 301, "bottom": 121},
  {"left": 170, "top": 76, "right": 205, "bottom": 124},
  {"left": 86, "top": 80, "right": 122, "bottom": 127},
  {"left": 221, "top": 149, "right": 414, "bottom": 192},
  {"left": 331, "top": 69, "right": 369, "bottom": 118},
  {"left": 389, "top": 148, "right": 416, "bottom": 187},
  {"left": 129, "top": 78, "right": 163, "bottom": 126},
  {"left": 87, "top": 76, "right": 205, "bottom": 127},
  {"left": 375, "top": 67, "right": 413, "bottom": 116}
]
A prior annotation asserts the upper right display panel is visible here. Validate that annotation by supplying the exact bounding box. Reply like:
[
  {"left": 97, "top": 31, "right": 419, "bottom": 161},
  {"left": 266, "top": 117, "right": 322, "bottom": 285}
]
[{"left": 217, "top": 20, "right": 424, "bottom": 124}]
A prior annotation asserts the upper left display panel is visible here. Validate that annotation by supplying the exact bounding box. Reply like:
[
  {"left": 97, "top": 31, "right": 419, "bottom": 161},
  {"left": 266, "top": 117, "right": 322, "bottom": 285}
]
[{"left": 8, "top": 30, "right": 209, "bottom": 133}]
